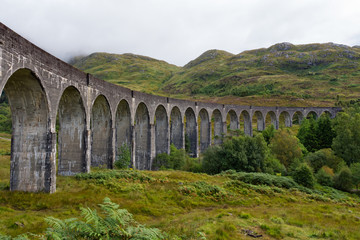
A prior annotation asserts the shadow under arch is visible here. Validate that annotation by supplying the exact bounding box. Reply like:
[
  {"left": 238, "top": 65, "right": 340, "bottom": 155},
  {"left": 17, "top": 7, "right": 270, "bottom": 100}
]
[
  {"left": 184, "top": 107, "right": 197, "bottom": 157},
  {"left": 155, "top": 104, "right": 169, "bottom": 155},
  {"left": 3, "top": 68, "right": 54, "bottom": 192},
  {"left": 240, "top": 110, "right": 252, "bottom": 136},
  {"left": 57, "top": 86, "right": 86, "bottom": 176},
  {"left": 226, "top": 109, "right": 238, "bottom": 130},
  {"left": 134, "top": 102, "right": 150, "bottom": 170},
  {"left": 170, "top": 106, "right": 183, "bottom": 149},
  {"left": 91, "top": 94, "right": 112, "bottom": 168},
  {"left": 212, "top": 109, "right": 223, "bottom": 145},
  {"left": 199, "top": 108, "right": 210, "bottom": 153},
  {"left": 265, "top": 111, "right": 277, "bottom": 129},
  {"left": 115, "top": 99, "right": 132, "bottom": 164}
]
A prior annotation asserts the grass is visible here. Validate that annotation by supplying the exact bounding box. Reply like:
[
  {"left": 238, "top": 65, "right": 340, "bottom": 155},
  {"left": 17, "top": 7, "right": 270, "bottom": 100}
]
[{"left": 0, "top": 138, "right": 360, "bottom": 239}]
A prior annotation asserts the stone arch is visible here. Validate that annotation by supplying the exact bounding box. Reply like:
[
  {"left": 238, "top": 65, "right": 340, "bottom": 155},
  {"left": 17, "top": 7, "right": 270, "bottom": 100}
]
[
  {"left": 292, "top": 111, "right": 304, "bottom": 124},
  {"left": 279, "top": 111, "right": 292, "bottom": 127},
  {"left": 199, "top": 108, "right": 210, "bottom": 152},
  {"left": 3, "top": 68, "right": 53, "bottom": 192},
  {"left": 253, "top": 111, "right": 265, "bottom": 131},
  {"left": 212, "top": 109, "right": 223, "bottom": 145},
  {"left": 240, "top": 110, "right": 252, "bottom": 136},
  {"left": 170, "top": 106, "right": 183, "bottom": 149},
  {"left": 306, "top": 111, "right": 318, "bottom": 119},
  {"left": 57, "top": 86, "right": 86, "bottom": 176},
  {"left": 115, "top": 99, "right": 132, "bottom": 163},
  {"left": 155, "top": 105, "right": 169, "bottom": 155},
  {"left": 91, "top": 95, "right": 112, "bottom": 168},
  {"left": 226, "top": 110, "right": 238, "bottom": 130},
  {"left": 134, "top": 102, "right": 150, "bottom": 170},
  {"left": 265, "top": 111, "right": 277, "bottom": 129},
  {"left": 320, "top": 110, "right": 332, "bottom": 118},
  {"left": 184, "top": 107, "right": 197, "bottom": 157}
]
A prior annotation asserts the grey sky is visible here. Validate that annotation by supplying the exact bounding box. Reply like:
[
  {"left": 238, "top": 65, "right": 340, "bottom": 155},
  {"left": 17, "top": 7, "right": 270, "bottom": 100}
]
[{"left": 1, "top": 0, "right": 360, "bottom": 66}]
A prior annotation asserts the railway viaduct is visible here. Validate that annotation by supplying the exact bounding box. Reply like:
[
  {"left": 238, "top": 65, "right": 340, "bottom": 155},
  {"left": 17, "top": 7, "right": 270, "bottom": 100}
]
[{"left": 0, "top": 23, "right": 341, "bottom": 193}]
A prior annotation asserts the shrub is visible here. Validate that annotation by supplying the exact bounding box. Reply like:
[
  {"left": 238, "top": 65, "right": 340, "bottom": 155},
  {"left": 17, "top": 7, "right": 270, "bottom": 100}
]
[
  {"left": 202, "top": 134, "right": 268, "bottom": 174},
  {"left": 292, "top": 163, "right": 315, "bottom": 188},
  {"left": 350, "top": 162, "right": 360, "bottom": 189},
  {"left": 115, "top": 143, "right": 131, "bottom": 169},
  {"left": 263, "top": 157, "right": 287, "bottom": 175},
  {"left": 152, "top": 144, "right": 189, "bottom": 170},
  {"left": 334, "top": 167, "right": 353, "bottom": 192},
  {"left": 316, "top": 167, "right": 334, "bottom": 187},
  {"left": 305, "top": 148, "right": 342, "bottom": 173}
]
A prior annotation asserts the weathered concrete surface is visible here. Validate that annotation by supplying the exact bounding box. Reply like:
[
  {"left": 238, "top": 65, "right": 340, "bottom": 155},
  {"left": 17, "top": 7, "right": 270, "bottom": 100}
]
[
  {"left": 91, "top": 95, "right": 112, "bottom": 168},
  {"left": 0, "top": 22, "right": 342, "bottom": 192},
  {"left": 170, "top": 106, "right": 183, "bottom": 149},
  {"left": 58, "top": 86, "right": 86, "bottom": 175}
]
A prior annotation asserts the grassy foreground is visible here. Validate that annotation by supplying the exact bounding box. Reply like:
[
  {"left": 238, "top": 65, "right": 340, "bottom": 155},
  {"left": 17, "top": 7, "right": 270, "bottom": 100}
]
[{"left": 0, "top": 137, "right": 360, "bottom": 239}]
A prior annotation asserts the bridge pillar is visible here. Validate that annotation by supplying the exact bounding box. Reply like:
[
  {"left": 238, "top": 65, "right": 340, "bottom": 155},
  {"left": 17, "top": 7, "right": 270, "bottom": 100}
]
[{"left": 85, "top": 129, "right": 92, "bottom": 173}]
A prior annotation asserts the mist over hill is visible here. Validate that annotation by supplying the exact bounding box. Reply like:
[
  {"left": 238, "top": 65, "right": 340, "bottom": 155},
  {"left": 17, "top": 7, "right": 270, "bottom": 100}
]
[{"left": 70, "top": 42, "right": 360, "bottom": 107}]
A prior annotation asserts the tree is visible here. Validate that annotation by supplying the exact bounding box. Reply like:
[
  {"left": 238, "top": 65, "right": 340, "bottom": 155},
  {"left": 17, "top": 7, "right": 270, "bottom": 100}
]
[
  {"left": 292, "top": 163, "right": 315, "bottom": 188},
  {"left": 316, "top": 114, "right": 336, "bottom": 149},
  {"left": 334, "top": 167, "right": 353, "bottom": 192},
  {"left": 332, "top": 112, "right": 360, "bottom": 165},
  {"left": 262, "top": 124, "right": 275, "bottom": 145},
  {"left": 270, "top": 129, "right": 303, "bottom": 169},
  {"left": 305, "top": 148, "right": 342, "bottom": 173},
  {"left": 315, "top": 166, "right": 334, "bottom": 187},
  {"left": 350, "top": 162, "right": 360, "bottom": 189}
]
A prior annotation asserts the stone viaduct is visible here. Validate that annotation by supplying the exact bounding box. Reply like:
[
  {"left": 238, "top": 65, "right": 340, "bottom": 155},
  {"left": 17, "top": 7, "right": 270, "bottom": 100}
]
[{"left": 0, "top": 23, "right": 341, "bottom": 193}]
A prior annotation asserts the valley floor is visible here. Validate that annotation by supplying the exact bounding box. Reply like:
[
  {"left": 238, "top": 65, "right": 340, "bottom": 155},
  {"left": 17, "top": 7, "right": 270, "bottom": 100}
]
[{"left": 0, "top": 137, "right": 359, "bottom": 239}]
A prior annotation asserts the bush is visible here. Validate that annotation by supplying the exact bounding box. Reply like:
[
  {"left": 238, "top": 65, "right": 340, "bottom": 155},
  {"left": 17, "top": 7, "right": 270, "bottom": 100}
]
[
  {"left": 316, "top": 167, "right": 334, "bottom": 187},
  {"left": 115, "top": 143, "right": 131, "bottom": 169},
  {"left": 202, "top": 134, "right": 268, "bottom": 174},
  {"left": 263, "top": 157, "right": 287, "bottom": 175},
  {"left": 152, "top": 144, "right": 188, "bottom": 170},
  {"left": 292, "top": 163, "right": 315, "bottom": 188},
  {"left": 305, "top": 148, "right": 342, "bottom": 173},
  {"left": 334, "top": 167, "right": 353, "bottom": 192}
]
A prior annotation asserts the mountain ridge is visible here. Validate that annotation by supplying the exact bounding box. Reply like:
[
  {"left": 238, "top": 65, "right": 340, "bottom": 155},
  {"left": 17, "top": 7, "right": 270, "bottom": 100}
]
[{"left": 70, "top": 42, "right": 360, "bottom": 107}]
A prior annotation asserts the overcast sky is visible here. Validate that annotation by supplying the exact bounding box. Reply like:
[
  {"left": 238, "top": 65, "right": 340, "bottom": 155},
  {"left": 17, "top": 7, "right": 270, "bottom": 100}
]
[{"left": 1, "top": 0, "right": 360, "bottom": 66}]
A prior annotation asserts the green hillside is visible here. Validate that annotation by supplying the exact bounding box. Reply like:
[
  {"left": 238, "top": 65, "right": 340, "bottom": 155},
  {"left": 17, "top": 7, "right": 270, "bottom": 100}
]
[
  {"left": 70, "top": 52, "right": 180, "bottom": 95},
  {"left": 71, "top": 43, "right": 360, "bottom": 107}
]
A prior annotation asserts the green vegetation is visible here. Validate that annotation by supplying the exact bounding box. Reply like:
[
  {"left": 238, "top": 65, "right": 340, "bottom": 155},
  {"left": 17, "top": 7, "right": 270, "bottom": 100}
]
[
  {"left": 115, "top": 143, "right": 131, "bottom": 169},
  {"left": 71, "top": 43, "right": 360, "bottom": 107}
]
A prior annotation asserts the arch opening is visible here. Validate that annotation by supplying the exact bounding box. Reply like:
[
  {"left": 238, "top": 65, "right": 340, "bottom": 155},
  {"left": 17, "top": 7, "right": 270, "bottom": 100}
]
[
  {"left": 240, "top": 110, "right": 252, "bottom": 136},
  {"left": 57, "top": 86, "right": 86, "bottom": 176},
  {"left": 184, "top": 108, "right": 197, "bottom": 157},
  {"left": 91, "top": 95, "right": 112, "bottom": 168},
  {"left": 279, "top": 111, "right": 292, "bottom": 128},
  {"left": 199, "top": 109, "right": 210, "bottom": 152},
  {"left": 170, "top": 107, "right": 183, "bottom": 149},
  {"left": 292, "top": 111, "right": 304, "bottom": 125},
  {"left": 3, "top": 68, "right": 52, "bottom": 192},
  {"left": 265, "top": 111, "right": 277, "bottom": 129},
  {"left": 252, "top": 111, "right": 265, "bottom": 132},
  {"left": 155, "top": 105, "right": 169, "bottom": 155},
  {"left": 115, "top": 100, "right": 132, "bottom": 164},
  {"left": 307, "top": 111, "right": 318, "bottom": 120},
  {"left": 226, "top": 110, "right": 238, "bottom": 131},
  {"left": 212, "top": 109, "right": 223, "bottom": 145},
  {"left": 134, "top": 103, "right": 150, "bottom": 170}
]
